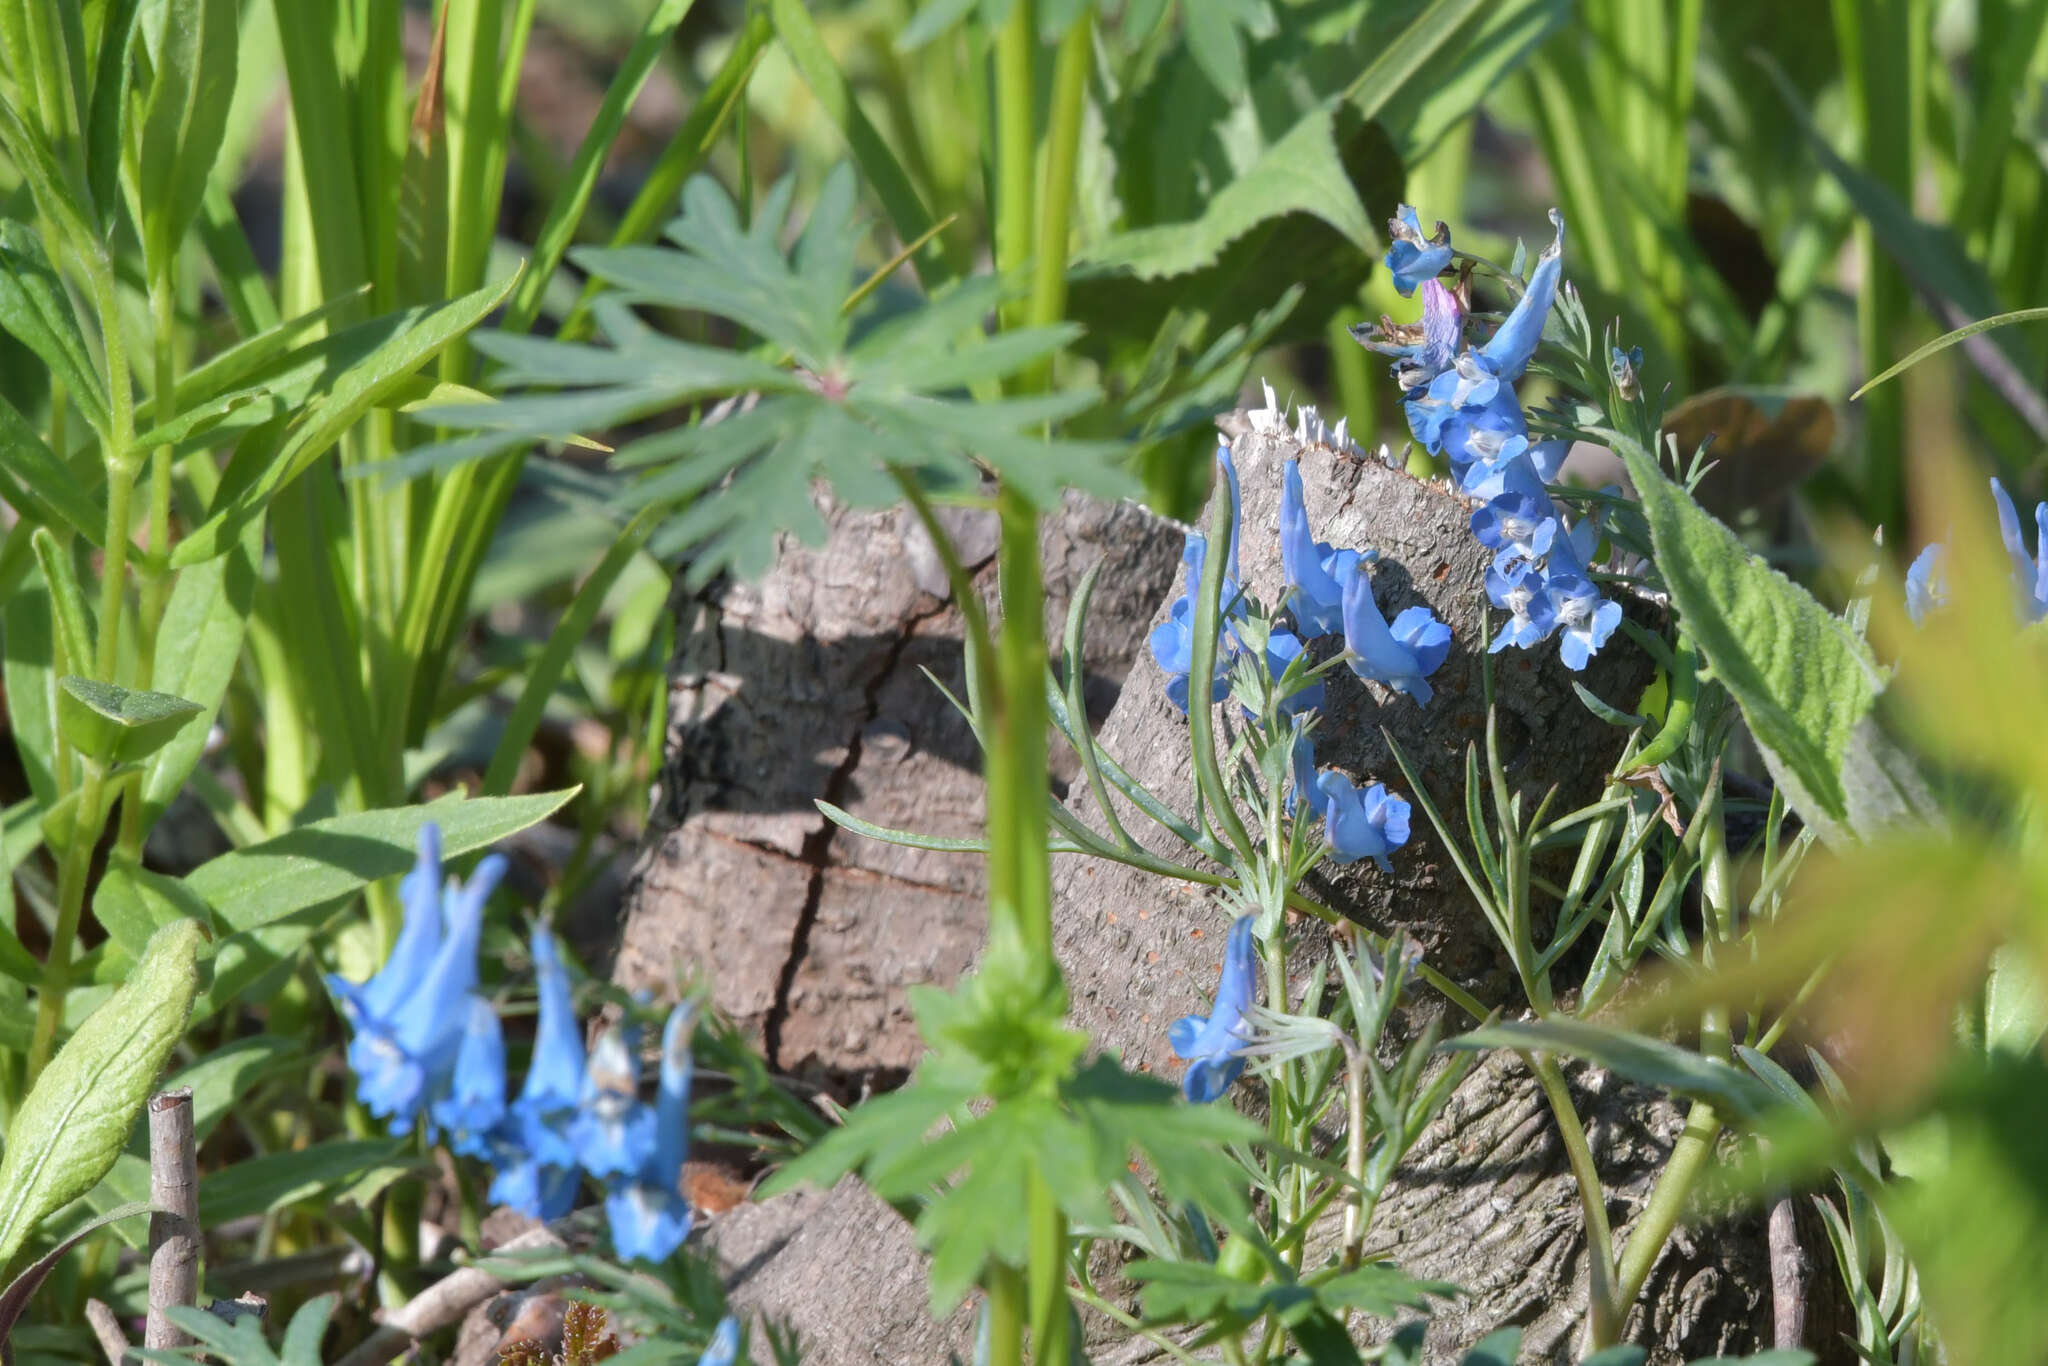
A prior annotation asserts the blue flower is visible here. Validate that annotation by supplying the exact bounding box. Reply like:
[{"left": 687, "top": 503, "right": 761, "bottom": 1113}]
[
  {"left": 1152, "top": 443, "right": 1249, "bottom": 713},
  {"left": 1479, "top": 210, "right": 1564, "bottom": 383},
  {"left": 1279, "top": 459, "right": 1363, "bottom": 637},
  {"left": 489, "top": 922, "right": 585, "bottom": 1217},
  {"left": 606, "top": 1003, "right": 698, "bottom": 1262},
  {"left": 1471, "top": 493, "right": 1557, "bottom": 568},
  {"left": 1990, "top": 478, "right": 2048, "bottom": 620},
  {"left": 331, "top": 826, "right": 507, "bottom": 1133},
  {"left": 1904, "top": 543, "right": 1948, "bottom": 625},
  {"left": 488, "top": 1159, "right": 580, "bottom": 1221},
  {"left": 1341, "top": 565, "right": 1451, "bottom": 705},
  {"left": 1316, "top": 772, "right": 1412, "bottom": 874},
  {"left": 571, "top": 1025, "right": 657, "bottom": 1178},
  {"left": 1263, "top": 629, "right": 1326, "bottom": 720},
  {"left": 1287, "top": 722, "right": 1325, "bottom": 821},
  {"left": 1385, "top": 205, "right": 1453, "bottom": 296},
  {"left": 1168, "top": 916, "right": 1257, "bottom": 1103},
  {"left": 696, "top": 1318, "right": 740, "bottom": 1366},
  {"left": 430, "top": 996, "right": 507, "bottom": 1159},
  {"left": 1547, "top": 573, "right": 1623, "bottom": 671},
  {"left": 1486, "top": 561, "right": 1557, "bottom": 653}
]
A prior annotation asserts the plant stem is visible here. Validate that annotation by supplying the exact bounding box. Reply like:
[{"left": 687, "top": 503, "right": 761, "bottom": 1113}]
[
  {"left": 992, "top": 0, "right": 1036, "bottom": 335},
  {"left": 985, "top": 1263, "right": 1027, "bottom": 1366},
  {"left": 1022, "top": 14, "right": 1090, "bottom": 388},
  {"left": 1612, "top": 779, "right": 1736, "bottom": 1319},
  {"left": 1529, "top": 1052, "right": 1619, "bottom": 1348},
  {"left": 31, "top": 243, "right": 143, "bottom": 1082},
  {"left": 27, "top": 764, "right": 107, "bottom": 1081}
]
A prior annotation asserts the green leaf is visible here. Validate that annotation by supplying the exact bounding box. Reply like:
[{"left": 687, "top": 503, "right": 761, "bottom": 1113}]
[
  {"left": 1682, "top": 1353, "right": 1815, "bottom": 1365},
  {"left": 1459, "top": 1329, "right": 1522, "bottom": 1366},
  {"left": 137, "top": 532, "right": 256, "bottom": 831},
  {"left": 195, "top": 1138, "right": 428, "bottom": 1225},
  {"left": 0, "top": 394, "right": 103, "bottom": 545},
  {"left": 1613, "top": 432, "right": 1934, "bottom": 846},
  {"left": 93, "top": 860, "right": 213, "bottom": 964},
  {"left": 0, "top": 220, "right": 108, "bottom": 433},
  {"left": 162, "top": 1035, "right": 302, "bottom": 1145},
  {"left": 1315, "top": 1263, "right": 1460, "bottom": 1317},
  {"left": 1851, "top": 306, "right": 2048, "bottom": 400},
  {"left": 1445, "top": 1019, "right": 1779, "bottom": 1123},
  {"left": 500, "top": 0, "right": 697, "bottom": 333},
  {"left": 182, "top": 789, "right": 577, "bottom": 933},
  {"left": 0, "top": 919, "right": 204, "bottom": 1272},
  {"left": 55, "top": 677, "right": 204, "bottom": 768},
  {"left": 1577, "top": 1349, "right": 1646, "bottom": 1366},
  {"left": 134, "top": 0, "right": 238, "bottom": 280},
  {"left": 171, "top": 271, "right": 522, "bottom": 567},
  {"left": 0, "top": 1202, "right": 152, "bottom": 1362},
  {"left": 429, "top": 171, "right": 1131, "bottom": 591},
  {"left": 4, "top": 586, "right": 63, "bottom": 808},
  {"left": 1082, "top": 103, "right": 1376, "bottom": 279}
]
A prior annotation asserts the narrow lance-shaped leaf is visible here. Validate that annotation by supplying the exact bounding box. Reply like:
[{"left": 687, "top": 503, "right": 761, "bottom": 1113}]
[
  {"left": 0, "top": 220, "right": 109, "bottom": 432},
  {"left": 172, "top": 270, "right": 522, "bottom": 567},
  {"left": 135, "top": 0, "right": 239, "bottom": 282},
  {"left": 0, "top": 919, "right": 205, "bottom": 1272}
]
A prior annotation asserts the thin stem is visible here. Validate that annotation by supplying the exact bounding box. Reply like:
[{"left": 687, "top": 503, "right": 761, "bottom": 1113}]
[
  {"left": 28, "top": 764, "right": 107, "bottom": 1080},
  {"left": 1065, "top": 1286, "right": 1204, "bottom": 1366},
  {"left": 1529, "top": 1052, "right": 1619, "bottom": 1349},
  {"left": 1340, "top": 1044, "right": 1368, "bottom": 1267},
  {"left": 992, "top": 0, "right": 1036, "bottom": 334},
  {"left": 1022, "top": 14, "right": 1090, "bottom": 388}
]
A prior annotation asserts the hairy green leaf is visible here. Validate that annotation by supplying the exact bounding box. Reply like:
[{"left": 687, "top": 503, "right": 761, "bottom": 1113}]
[
  {"left": 55, "top": 677, "right": 203, "bottom": 768},
  {"left": 0, "top": 919, "right": 204, "bottom": 1272},
  {"left": 1614, "top": 432, "right": 1903, "bottom": 843},
  {"left": 0, "top": 394, "right": 103, "bottom": 546}
]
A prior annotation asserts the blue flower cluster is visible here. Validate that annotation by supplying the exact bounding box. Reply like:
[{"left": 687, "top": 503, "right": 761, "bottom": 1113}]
[
  {"left": 330, "top": 825, "right": 699, "bottom": 1263},
  {"left": 1360, "top": 206, "right": 1622, "bottom": 671},
  {"left": 1905, "top": 477, "right": 2048, "bottom": 624},
  {"left": 1147, "top": 438, "right": 1432, "bottom": 873}
]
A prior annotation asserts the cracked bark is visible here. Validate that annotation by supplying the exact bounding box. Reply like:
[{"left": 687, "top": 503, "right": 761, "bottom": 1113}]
[
  {"left": 612, "top": 486, "right": 1179, "bottom": 1085},
  {"left": 617, "top": 434, "right": 1851, "bottom": 1362}
]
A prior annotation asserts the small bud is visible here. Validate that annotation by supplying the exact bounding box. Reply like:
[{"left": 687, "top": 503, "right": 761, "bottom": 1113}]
[{"left": 1610, "top": 345, "right": 1644, "bottom": 402}]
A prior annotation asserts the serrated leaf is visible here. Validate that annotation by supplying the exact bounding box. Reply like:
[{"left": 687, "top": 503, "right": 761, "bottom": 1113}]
[
  {"left": 1613, "top": 432, "right": 1909, "bottom": 844},
  {"left": 181, "top": 789, "right": 575, "bottom": 932},
  {"left": 426, "top": 167, "right": 1131, "bottom": 590},
  {"left": 0, "top": 919, "right": 204, "bottom": 1272},
  {"left": 1082, "top": 104, "right": 1375, "bottom": 279}
]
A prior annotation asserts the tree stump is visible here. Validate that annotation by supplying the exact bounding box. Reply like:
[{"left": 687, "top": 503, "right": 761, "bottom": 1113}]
[{"left": 618, "top": 423, "right": 1813, "bottom": 1362}]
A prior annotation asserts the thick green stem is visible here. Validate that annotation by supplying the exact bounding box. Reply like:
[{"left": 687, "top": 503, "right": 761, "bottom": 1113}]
[
  {"left": 1529, "top": 1053, "right": 1619, "bottom": 1348},
  {"left": 985, "top": 1264, "right": 1027, "bottom": 1366}
]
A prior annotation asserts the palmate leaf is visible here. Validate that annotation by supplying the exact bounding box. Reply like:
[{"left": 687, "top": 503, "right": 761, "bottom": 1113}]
[{"left": 421, "top": 163, "right": 1133, "bottom": 590}]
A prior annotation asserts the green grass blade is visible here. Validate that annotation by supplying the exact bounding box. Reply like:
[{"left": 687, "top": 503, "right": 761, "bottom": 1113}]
[
  {"left": 768, "top": 0, "right": 951, "bottom": 288},
  {"left": 500, "top": 0, "right": 699, "bottom": 334},
  {"left": 1850, "top": 306, "right": 2048, "bottom": 399}
]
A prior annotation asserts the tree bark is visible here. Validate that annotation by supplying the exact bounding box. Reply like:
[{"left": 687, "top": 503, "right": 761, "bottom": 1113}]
[{"left": 618, "top": 426, "right": 1824, "bottom": 1362}]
